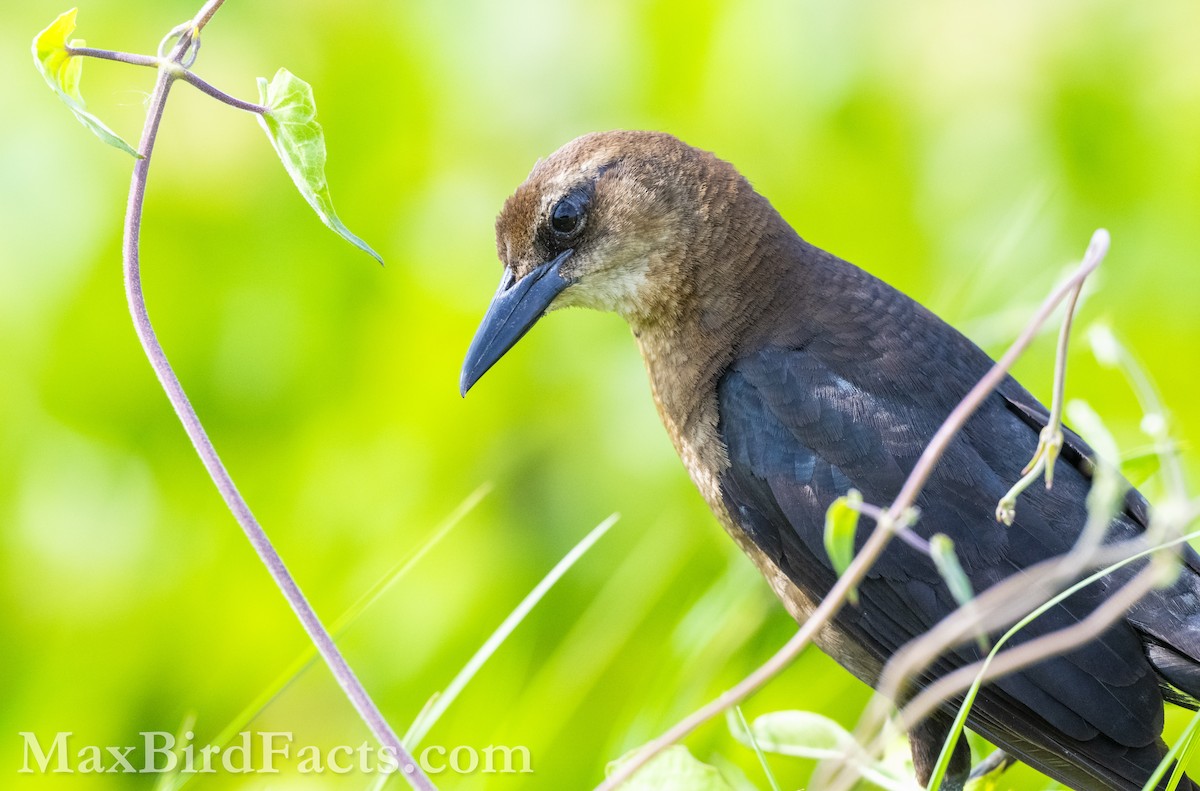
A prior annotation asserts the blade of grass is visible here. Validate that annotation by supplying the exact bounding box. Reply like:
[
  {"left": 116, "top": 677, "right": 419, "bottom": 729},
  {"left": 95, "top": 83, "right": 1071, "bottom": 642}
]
[
  {"left": 1144, "top": 708, "right": 1200, "bottom": 791},
  {"left": 731, "top": 706, "right": 782, "bottom": 791},
  {"left": 404, "top": 513, "right": 620, "bottom": 747},
  {"left": 516, "top": 517, "right": 694, "bottom": 757},
  {"left": 1167, "top": 713, "right": 1200, "bottom": 791},
  {"left": 923, "top": 521, "right": 1200, "bottom": 790},
  {"left": 179, "top": 483, "right": 490, "bottom": 782},
  {"left": 331, "top": 484, "right": 493, "bottom": 634},
  {"left": 151, "top": 713, "right": 196, "bottom": 791}
]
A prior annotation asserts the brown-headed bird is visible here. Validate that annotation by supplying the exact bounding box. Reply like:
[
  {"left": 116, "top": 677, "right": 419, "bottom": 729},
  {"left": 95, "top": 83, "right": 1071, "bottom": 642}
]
[{"left": 459, "top": 131, "right": 1200, "bottom": 790}]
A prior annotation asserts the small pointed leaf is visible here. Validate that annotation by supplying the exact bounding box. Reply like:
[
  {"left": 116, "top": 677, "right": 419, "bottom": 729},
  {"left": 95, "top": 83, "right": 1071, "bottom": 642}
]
[
  {"left": 930, "top": 534, "right": 974, "bottom": 607},
  {"left": 607, "top": 746, "right": 736, "bottom": 791},
  {"left": 1121, "top": 448, "right": 1163, "bottom": 487},
  {"left": 824, "top": 489, "right": 862, "bottom": 603},
  {"left": 32, "top": 9, "right": 139, "bottom": 157},
  {"left": 256, "top": 68, "right": 382, "bottom": 264}
]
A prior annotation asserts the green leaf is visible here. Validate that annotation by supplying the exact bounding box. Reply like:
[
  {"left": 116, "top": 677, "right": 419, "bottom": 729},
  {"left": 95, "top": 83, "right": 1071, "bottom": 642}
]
[
  {"left": 607, "top": 746, "right": 736, "bottom": 791},
  {"left": 929, "top": 534, "right": 974, "bottom": 607},
  {"left": 256, "top": 68, "right": 382, "bottom": 264},
  {"left": 964, "top": 757, "right": 1006, "bottom": 791},
  {"left": 32, "top": 9, "right": 139, "bottom": 157},
  {"left": 1121, "top": 446, "right": 1165, "bottom": 487},
  {"left": 738, "top": 710, "right": 854, "bottom": 760},
  {"left": 823, "top": 489, "right": 862, "bottom": 603},
  {"left": 736, "top": 711, "right": 914, "bottom": 791}
]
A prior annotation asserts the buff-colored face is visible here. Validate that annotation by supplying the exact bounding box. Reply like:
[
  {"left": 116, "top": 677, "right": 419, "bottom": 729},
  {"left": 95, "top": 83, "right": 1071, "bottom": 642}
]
[
  {"left": 461, "top": 130, "right": 710, "bottom": 394},
  {"left": 493, "top": 131, "right": 690, "bottom": 319}
]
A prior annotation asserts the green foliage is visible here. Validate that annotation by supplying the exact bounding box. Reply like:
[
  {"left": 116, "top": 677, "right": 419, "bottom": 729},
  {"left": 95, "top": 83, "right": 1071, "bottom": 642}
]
[
  {"left": 1122, "top": 447, "right": 1164, "bottom": 488},
  {"left": 729, "top": 707, "right": 781, "bottom": 791},
  {"left": 824, "top": 489, "right": 862, "bottom": 603},
  {"left": 31, "top": 8, "right": 138, "bottom": 156},
  {"left": 734, "top": 710, "right": 855, "bottom": 760},
  {"left": 10, "top": 1, "right": 1200, "bottom": 790},
  {"left": 732, "top": 711, "right": 918, "bottom": 791},
  {"left": 929, "top": 534, "right": 974, "bottom": 608},
  {"left": 965, "top": 757, "right": 1007, "bottom": 791},
  {"left": 256, "top": 68, "right": 383, "bottom": 264},
  {"left": 608, "top": 746, "right": 737, "bottom": 791}
]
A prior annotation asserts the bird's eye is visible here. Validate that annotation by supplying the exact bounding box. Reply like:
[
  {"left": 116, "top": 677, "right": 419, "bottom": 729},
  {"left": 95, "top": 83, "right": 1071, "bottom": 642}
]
[{"left": 550, "top": 194, "right": 586, "bottom": 238}]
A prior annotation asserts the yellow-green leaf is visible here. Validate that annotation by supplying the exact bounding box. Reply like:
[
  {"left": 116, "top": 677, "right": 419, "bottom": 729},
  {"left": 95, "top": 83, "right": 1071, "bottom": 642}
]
[
  {"left": 256, "top": 68, "right": 382, "bottom": 264},
  {"left": 1121, "top": 448, "right": 1163, "bottom": 487},
  {"left": 32, "top": 9, "right": 139, "bottom": 157},
  {"left": 607, "top": 746, "right": 736, "bottom": 791},
  {"left": 736, "top": 710, "right": 856, "bottom": 760},
  {"left": 824, "top": 489, "right": 862, "bottom": 604},
  {"left": 930, "top": 534, "right": 974, "bottom": 607}
]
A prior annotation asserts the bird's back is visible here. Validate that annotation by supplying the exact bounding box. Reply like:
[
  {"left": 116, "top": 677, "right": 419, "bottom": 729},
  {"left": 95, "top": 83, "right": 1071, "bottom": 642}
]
[{"left": 712, "top": 237, "right": 1200, "bottom": 790}]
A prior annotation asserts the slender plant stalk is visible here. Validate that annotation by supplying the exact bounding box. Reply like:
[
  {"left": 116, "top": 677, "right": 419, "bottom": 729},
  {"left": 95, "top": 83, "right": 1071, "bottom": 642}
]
[
  {"left": 915, "top": 514, "right": 1199, "bottom": 791},
  {"left": 1163, "top": 709, "right": 1200, "bottom": 791},
  {"left": 995, "top": 277, "right": 1084, "bottom": 522},
  {"left": 805, "top": 316, "right": 1194, "bottom": 789},
  {"left": 192, "top": 0, "right": 228, "bottom": 31},
  {"left": 833, "top": 275, "right": 1106, "bottom": 790},
  {"left": 66, "top": 45, "right": 159, "bottom": 67},
  {"left": 113, "top": 4, "right": 435, "bottom": 789},
  {"left": 175, "top": 484, "right": 490, "bottom": 791},
  {"left": 595, "top": 229, "right": 1110, "bottom": 791},
  {"left": 176, "top": 69, "right": 267, "bottom": 112}
]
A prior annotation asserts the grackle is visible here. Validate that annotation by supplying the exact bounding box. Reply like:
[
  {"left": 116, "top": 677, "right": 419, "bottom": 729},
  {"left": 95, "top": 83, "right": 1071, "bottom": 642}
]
[{"left": 459, "top": 131, "right": 1200, "bottom": 790}]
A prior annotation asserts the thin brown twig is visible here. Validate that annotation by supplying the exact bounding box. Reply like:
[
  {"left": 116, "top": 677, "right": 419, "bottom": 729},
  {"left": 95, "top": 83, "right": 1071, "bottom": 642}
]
[
  {"left": 823, "top": 292, "right": 1197, "bottom": 790},
  {"left": 828, "top": 435, "right": 1127, "bottom": 789},
  {"left": 595, "top": 230, "right": 1110, "bottom": 791},
  {"left": 823, "top": 524, "right": 1134, "bottom": 790},
  {"left": 114, "top": 5, "right": 435, "bottom": 790},
  {"left": 885, "top": 229, "right": 1107, "bottom": 525},
  {"left": 830, "top": 489, "right": 1199, "bottom": 791},
  {"left": 901, "top": 561, "right": 1163, "bottom": 728},
  {"left": 826, "top": 268, "right": 1113, "bottom": 790},
  {"left": 176, "top": 69, "right": 266, "bottom": 113},
  {"left": 825, "top": 555, "right": 1165, "bottom": 791},
  {"left": 191, "top": 0, "right": 228, "bottom": 33},
  {"left": 66, "top": 45, "right": 158, "bottom": 67}
]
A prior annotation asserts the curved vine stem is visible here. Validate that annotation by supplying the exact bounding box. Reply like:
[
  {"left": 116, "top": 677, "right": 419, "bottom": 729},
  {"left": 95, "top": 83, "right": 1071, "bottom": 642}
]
[{"left": 119, "top": 4, "right": 434, "bottom": 789}]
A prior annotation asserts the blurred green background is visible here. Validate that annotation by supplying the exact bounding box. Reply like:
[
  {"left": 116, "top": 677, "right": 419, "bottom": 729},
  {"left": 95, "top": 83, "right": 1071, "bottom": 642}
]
[{"left": 4, "top": 0, "right": 1200, "bottom": 788}]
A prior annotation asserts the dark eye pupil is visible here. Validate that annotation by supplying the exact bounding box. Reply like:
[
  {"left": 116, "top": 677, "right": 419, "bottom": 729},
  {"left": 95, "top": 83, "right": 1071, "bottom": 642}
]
[{"left": 551, "top": 198, "right": 582, "bottom": 235}]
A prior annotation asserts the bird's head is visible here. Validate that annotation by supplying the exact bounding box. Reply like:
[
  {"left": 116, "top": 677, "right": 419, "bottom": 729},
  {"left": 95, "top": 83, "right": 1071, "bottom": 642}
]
[{"left": 461, "top": 130, "right": 742, "bottom": 395}]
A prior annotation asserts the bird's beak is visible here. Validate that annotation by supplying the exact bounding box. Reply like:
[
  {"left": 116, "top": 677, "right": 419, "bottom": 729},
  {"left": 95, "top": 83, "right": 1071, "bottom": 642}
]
[{"left": 460, "top": 249, "right": 573, "bottom": 396}]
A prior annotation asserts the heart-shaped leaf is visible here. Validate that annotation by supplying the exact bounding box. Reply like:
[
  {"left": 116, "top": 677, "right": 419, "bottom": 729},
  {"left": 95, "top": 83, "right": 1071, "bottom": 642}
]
[
  {"left": 256, "top": 68, "right": 382, "bottom": 264},
  {"left": 32, "top": 9, "right": 139, "bottom": 157}
]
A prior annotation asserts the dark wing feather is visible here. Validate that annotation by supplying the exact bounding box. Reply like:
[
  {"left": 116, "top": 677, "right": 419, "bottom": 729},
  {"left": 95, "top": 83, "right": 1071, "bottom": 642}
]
[
  {"left": 717, "top": 345, "right": 1181, "bottom": 790},
  {"left": 998, "top": 383, "right": 1200, "bottom": 706}
]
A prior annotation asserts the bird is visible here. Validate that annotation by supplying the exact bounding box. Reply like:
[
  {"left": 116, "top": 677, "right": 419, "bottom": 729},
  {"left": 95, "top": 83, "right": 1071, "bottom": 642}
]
[{"left": 458, "top": 130, "right": 1200, "bottom": 790}]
